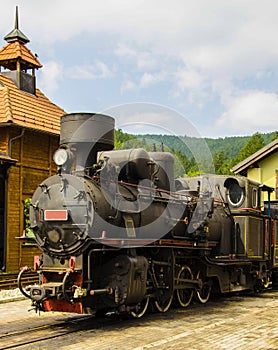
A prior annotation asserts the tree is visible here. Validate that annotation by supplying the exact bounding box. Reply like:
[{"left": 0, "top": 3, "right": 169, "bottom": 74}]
[
  {"left": 270, "top": 131, "right": 278, "bottom": 142},
  {"left": 114, "top": 129, "right": 137, "bottom": 149},
  {"left": 213, "top": 150, "right": 232, "bottom": 175},
  {"left": 235, "top": 132, "right": 265, "bottom": 164}
]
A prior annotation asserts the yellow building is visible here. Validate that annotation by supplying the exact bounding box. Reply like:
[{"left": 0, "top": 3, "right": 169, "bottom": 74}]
[{"left": 231, "top": 138, "right": 278, "bottom": 200}]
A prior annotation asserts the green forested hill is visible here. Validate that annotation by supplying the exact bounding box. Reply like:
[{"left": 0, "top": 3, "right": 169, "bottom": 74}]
[
  {"left": 136, "top": 133, "right": 276, "bottom": 159},
  {"left": 115, "top": 130, "right": 278, "bottom": 176}
]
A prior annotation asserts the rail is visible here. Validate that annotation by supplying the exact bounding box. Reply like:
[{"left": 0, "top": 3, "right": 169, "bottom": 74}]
[{"left": 0, "top": 273, "right": 38, "bottom": 290}]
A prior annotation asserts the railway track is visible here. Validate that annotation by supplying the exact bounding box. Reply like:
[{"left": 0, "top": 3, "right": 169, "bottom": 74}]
[
  {"left": 0, "top": 273, "right": 38, "bottom": 290},
  {"left": 0, "top": 315, "right": 92, "bottom": 349},
  {"left": 0, "top": 313, "right": 126, "bottom": 349},
  {"left": 1, "top": 292, "right": 278, "bottom": 349},
  {"left": 0, "top": 286, "right": 276, "bottom": 349}
]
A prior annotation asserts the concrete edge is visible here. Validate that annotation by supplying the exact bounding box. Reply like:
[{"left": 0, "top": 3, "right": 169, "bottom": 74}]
[{"left": 0, "top": 296, "right": 26, "bottom": 304}]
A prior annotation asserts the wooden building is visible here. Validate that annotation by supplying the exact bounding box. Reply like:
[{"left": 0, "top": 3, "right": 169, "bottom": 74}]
[{"left": 0, "top": 8, "right": 65, "bottom": 272}]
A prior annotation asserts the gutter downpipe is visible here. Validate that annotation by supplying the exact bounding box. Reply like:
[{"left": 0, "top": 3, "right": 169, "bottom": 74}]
[
  {"left": 3, "top": 129, "right": 25, "bottom": 271},
  {"left": 8, "top": 129, "right": 25, "bottom": 157}
]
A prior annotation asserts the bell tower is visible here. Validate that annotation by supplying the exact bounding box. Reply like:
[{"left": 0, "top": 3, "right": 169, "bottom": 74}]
[{"left": 0, "top": 6, "right": 42, "bottom": 94}]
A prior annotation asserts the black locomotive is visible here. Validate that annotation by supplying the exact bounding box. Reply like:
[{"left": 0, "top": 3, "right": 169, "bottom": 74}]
[{"left": 18, "top": 113, "right": 278, "bottom": 317}]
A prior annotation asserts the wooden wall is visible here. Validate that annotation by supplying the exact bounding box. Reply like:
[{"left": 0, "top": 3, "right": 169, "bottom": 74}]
[
  {"left": 5, "top": 126, "right": 59, "bottom": 272},
  {"left": 0, "top": 128, "right": 8, "bottom": 154}
]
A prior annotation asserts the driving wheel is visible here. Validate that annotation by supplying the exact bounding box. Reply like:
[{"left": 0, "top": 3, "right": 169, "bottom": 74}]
[
  {"left": 196, "top": 270, "right": 211, "bottom": 304},
  {"left": 130, "top": 296, "right": 150, "bottom": 318},
  {"left": 176, "top": 265, "right": 194, "bottom": 308}
]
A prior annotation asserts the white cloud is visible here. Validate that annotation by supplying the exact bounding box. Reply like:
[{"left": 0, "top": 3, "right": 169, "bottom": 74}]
[
  {"left": 115, "top": 44, "right": 157, "bottom": 70},
  {"left": 176, "top": 68, "right": 205, "bottom": 91},
  {"left": 70, "top": 61, "right": 113, "bottom": 80},
  {"left": 9, "top": 2, "right": 278, "bottom": 84},
  {"left": 104, "top": 103, "right": 204, "bottom": 137},
  {"left": 3, "top": 0, "right": 278, "bottom": 136},
  {"left": 139, "top": 72, "right": 167, "bottom": 88},
  {"left": 39, "top": 60, "right": 63, "bottom": 94},
  {"left": 6, "top": 1, "right": 278, "bottom": 74},
  {"left": 120, "top": 72, "right": 167, "bottom": 93},
  {"left": 120, "top": 80, "right": 137, "bottom": 94},
  {"left": 217, "top": 91, "right": 278, "bottom": 134}
]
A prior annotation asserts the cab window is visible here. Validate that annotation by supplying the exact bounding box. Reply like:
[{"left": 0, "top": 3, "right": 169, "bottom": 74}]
[{"left": 227, "top": 182, "right": 244, "bottom": 207}]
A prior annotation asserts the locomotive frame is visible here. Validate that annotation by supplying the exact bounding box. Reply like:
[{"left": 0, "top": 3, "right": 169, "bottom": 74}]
[{"left": 18, "top": 113, "right": 278, "bottom": 318}]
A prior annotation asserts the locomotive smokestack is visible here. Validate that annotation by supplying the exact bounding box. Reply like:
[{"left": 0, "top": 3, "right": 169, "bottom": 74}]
[{"left": 60, "top": 113, "right": 115, "bottom": 171}]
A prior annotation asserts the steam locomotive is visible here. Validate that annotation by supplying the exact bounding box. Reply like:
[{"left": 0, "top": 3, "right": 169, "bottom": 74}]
[{"left": 18, "top": 113, "right": 278, "bottom": 317}]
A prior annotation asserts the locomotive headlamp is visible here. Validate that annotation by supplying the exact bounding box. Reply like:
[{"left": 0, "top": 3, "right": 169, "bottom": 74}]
[
  {"left": 53, "top": 148, "right": 69, "bottom": 166},
  {"left": 47, "top": 228, "right": 61, "bottom": 243}
]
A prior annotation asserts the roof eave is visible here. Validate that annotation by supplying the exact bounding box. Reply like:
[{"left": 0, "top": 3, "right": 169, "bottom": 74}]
[
  {"left": 0, "top": 122, "right": 60, "bottom": 136},
  {"left": 231, "top": 139, "right": 278, "bottom": 174},
  {"left": 0, "top": 152, "right": 18, "bottom": 164}
]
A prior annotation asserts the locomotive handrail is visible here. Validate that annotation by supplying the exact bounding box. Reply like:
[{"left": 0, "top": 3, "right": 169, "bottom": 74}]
[
  {"left": 93, "top": 175, "right": 197, "bottom": 200},
  {"left": 62, "top": 269, "right": 75, "bottom": 304},
  {"left": 17, "top": 265, "right": 32, "bottom": 299},
  {"left": 204, "top": 255, "right": 252, "bottom": 266},
  {"left": 236, "top": 207, "right": 262, "bottom": 214},
  {"left": 232, "top": 209, "right": 271, "bottom": 218}
]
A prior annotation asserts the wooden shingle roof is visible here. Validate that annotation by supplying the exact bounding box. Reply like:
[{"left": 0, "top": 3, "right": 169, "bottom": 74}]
[
  {"left": 0, "top": 41, "right": 42, "bottom": 69},
  {"left": 0, "top": 7, "right": 65, "bottom": 135},
  {"left": 0, "top": 73, "right": 65, "bottom": 134}
]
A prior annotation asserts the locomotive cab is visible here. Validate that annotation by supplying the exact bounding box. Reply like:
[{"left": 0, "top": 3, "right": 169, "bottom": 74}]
[{"left": 176, "top": 175, "right": 273, "bottom": 259}]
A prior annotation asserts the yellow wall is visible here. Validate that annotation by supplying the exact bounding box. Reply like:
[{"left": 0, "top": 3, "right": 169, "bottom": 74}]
[
  {"left": 247, "top": 168, "right": 262, "bottom": 183},
  {"left": 247, "top": 152, "right": 278, "bottom": 200}
]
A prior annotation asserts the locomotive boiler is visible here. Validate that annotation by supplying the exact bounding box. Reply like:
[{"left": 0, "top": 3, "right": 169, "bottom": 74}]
[{"left": 18, "top": 112, "right": 278, "bottom": 317}]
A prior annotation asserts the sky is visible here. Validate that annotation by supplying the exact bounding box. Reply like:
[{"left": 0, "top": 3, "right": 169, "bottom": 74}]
[{"left": 1, "top": 0, "right": 278, "bottom": 138}]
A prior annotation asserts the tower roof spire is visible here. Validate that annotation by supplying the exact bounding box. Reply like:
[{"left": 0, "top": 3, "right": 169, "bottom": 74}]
[
  {"left": 0, "top": 5, "right": 42, "bottom": 74},
  {"left": 14, "top": 5, "right": 19, "bottom": 29},
  {"left": 4, "top": 6, "right": 30, "bottom": 44}
]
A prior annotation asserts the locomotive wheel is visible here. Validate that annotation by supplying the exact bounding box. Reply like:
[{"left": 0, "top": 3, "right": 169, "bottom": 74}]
[
  {"left": 176, "top": 265, "right": 194, "bottom": 308},
  {"left": 130, "top": 296, "right": 150, "bottom": 318},
  {"left": 152, "top": 251, "right": 174, "bottom": 313},
  {"left": 154, "top": 290, "right": 173, "bottom": 313},
  {"left": 196, "top": 270, "right": 211, "bottom": 304},
  {"left": 263, "top": 276, "right": 271, "bottom": 289}
]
